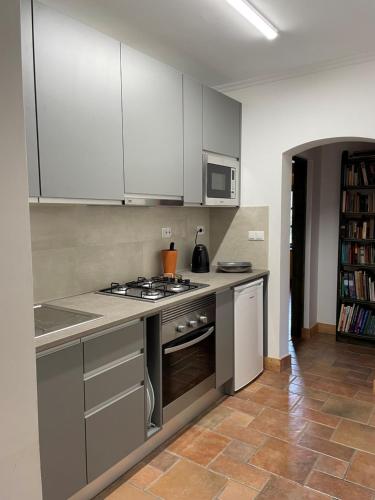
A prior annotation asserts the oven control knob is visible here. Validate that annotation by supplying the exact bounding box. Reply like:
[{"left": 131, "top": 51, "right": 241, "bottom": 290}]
[
  {"left": 187, "top": 320, "right": 197, "bottom": 328},
  {"left": 199, "top": 315, "right": 208, "bottom": 324},
  {"left": 176, "top": 325, "right": 186, "bottom": 333}
]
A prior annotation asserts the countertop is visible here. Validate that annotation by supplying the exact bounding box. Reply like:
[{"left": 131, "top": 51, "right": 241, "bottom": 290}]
[{"left": 35, "top": 269, "right": 269, "bottom": 351}]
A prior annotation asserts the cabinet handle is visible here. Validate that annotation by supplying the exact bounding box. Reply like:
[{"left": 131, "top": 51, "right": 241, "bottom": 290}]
[
  {"left": 36, "top": 338, "right": 80, "bottom": 358},
  {"left": 82, "top": 318, "right": 141, "bottom": 343}
]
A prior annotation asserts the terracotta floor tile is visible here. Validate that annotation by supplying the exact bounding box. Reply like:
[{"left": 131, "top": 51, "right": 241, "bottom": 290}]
[
  {"left": 256, "top": 370, "right": 296, "bottom": 389},
  {"left": 355, "top": 391, "right": 375, "bottom": 403},
  {"left": 217, "top": 409, "right": 255, "bottom": 427},
  {"left": 290, "top": 404, "right": 341, "bottom": 428},
  {"left": 245, "top": 385, "right": 302, "bottom": 412},
  {"left": 221, "top": 395, "right": 264, "bottom": 416},
  {"left": 222, "top": 439, "right": 256, "bottom": 463},
  {"left": 197, "top": 405, "right": 233, "bottom": 429},
  {"left": 346, "top": 450, "right": 375, "bottom": 490},
  {"left": 149, "top": 450, "right": 179, "bottom": 472},
  {"left": 291, "top": 374, "right": 322, "bottom": 386},
  {"left": 249, "top": 407, "right": 307, "bottom": 442},
  {"left": 215, "top": 417, "right": 267, "bottom": 448},
  {"left": 369, "top": 410, "right": 375, "bottom": 426},
  {"left": 167, "top": 425, "right": 204, "bottom": 454},
  {"left": 287, "top": 384, "right": 330, "bottom": 402},
  {"left": 102, "top": 483, "right": 157, "bottom": 499},
  {"left": 298, "top": 396, "right": 324, "bottom": 411},
  {"left": 250, "top": 437, "right": 318, "bottom": 484},
  {"left": 218, "top": 480, "right": 258, "bottom": 499},
  {"left": 298, "top": 432, "right": 355, "bottom": 461},
  {"left": 321, "top": 396, "right": 373, "bottom": 423},
  {"left": 128, "top": 464, "right": 162, "bottom": 490},
  {"left": 209, "top": 454, "right": 270, "bottom": 491},
  {"left": 304, "top": 422, "right": 334, "bottom": 440},
  {"left": 332, "top": 419, "right": 375, "bottom": 454},
  {"left": 314, "top": 454, "right": 349, "bottom": 478},
  {"left": 149, "top": 459, "right": 227, "bottom": 500},
  {"left": 306, "top": 470, "right": 374, "bottom": 500},
  {"left": 168, "top": 428, "right": 230, "bottom": 466},
  {"left": 310, "top": 378, "right": 358, "bottom": 398},
  {"left": 256, "top": 475, "right": 328, "bottom": 500},
  {"left": 333, "top": 360, "right": 372, "bottom": 375}
]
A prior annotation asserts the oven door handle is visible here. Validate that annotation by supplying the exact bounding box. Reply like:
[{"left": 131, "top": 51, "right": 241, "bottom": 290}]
[{"left": 164, "top": 326, "right": 214, "bottom": 355}]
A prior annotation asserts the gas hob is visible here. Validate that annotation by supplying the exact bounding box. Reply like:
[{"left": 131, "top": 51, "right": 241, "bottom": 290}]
[{"left": 98, "top": 276, "right": 208, "bottom": 302}]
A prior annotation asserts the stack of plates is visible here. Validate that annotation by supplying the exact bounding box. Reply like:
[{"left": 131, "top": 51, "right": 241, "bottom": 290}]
[{"left": 217, "top": 261, "right": 252, "bottom": 273}]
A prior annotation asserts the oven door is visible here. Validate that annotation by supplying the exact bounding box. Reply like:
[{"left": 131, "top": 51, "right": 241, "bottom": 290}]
[
  {"left": 203, "top": 153, "right": 239, "bottom": 206},
  {"left": 162, "top": 325, "right": 215, "bottom": 411}
]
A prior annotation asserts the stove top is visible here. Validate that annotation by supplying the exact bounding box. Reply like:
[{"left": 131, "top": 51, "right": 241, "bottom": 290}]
[{"left": 98, "top": 276, "right": 209, "bottom": 302}]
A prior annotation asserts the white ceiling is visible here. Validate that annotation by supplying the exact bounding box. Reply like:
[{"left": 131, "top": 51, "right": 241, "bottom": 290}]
[{"left": 40, "top": 0, "right": 375, "bottom": 87}]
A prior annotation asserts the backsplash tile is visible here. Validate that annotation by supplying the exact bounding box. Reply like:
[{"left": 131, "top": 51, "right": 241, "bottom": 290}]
[
  {"left": 30, "top": 205, "right": 210, "bottom": 302},
  {"left": 30, "top": 205, "right": 268, "bottom": 303}
]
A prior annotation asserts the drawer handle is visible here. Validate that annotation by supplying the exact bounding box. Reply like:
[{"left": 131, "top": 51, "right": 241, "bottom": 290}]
[
  {"left": 84, "top": 351, "right": 143, "bottom": 381},
  {"left": 84, "top": 383, "right": 143, "bottom": 419},
  {"left": 82, "top": 318, "right": 142, "bottom": 343}
]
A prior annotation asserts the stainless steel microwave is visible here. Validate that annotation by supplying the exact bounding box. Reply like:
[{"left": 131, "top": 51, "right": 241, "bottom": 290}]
[{"left": 203, "top": 152, "right": 240, "bottom": 206}]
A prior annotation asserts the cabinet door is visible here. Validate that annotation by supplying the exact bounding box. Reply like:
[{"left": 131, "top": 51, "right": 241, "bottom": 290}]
[
  {"left": 33, "top": 2, "right": 124, "bottom": 200},
  {"left": 20, "top": 0, "right": 40, "bottom": 197},
  {"left": 37, "top": 342, "right": 86, "bottom": 500},
  {"left": 122, "top": 45, "right": 183, "bottom": 198},
  {"left": 203, "top": 86, "right": 241, "bottom": 159},
  {"left": 183, "top": 76, "right": 203, "bottom": 204},
  {"left": 216, "top": 288, "right": 234, "bottom": 388},
  {"left": 86, "top": 386, "right": 145, "bottom": 482}
]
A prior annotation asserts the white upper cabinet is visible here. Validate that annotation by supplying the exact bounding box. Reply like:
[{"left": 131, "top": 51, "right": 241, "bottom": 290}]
[
  {"left": 203, "top": 86, "right": 241, "bottom": 159},
  {"left": 33, "top": 2, "right": 124, "bottom": 200},
  {"left": 121, "top": 45, "right": 183, "bottom": 198}
]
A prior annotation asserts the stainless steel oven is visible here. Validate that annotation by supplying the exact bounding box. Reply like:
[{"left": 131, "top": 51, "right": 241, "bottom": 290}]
[
  {"left": 203, "top": 152, "right": 239, "bottom": 206},
  {"left": 161, "top": 295, "right": 216, "bottom": 422}
]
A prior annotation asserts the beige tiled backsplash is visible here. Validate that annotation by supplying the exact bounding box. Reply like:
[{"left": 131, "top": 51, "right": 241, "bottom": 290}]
[{"left": 30, "top": 204, "right": 268, "bottom": 303}]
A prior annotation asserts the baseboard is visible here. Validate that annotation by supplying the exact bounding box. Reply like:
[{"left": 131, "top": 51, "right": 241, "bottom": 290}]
[
  {"left": 264, "top": 354, "right": 291, "bottom": 373},
  {"left": 301, "top": 323, "right": 336, "bottom": 338}
]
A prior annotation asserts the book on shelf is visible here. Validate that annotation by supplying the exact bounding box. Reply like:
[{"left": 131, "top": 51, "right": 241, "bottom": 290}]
[
  {"left": 341, "top": 242, "right": 375, "bottom": 265},
  {"left": 340, "top": 218, "right": 375, "bottom": 239},
  {"left": 342, "top": 190, "right": 375, "bottom": 213},
  {"left": 338, "top": 303, "right": 375, "bottom": 335},
  {"left": 340, "top": 270, "right": 375, "bottom": 301},
  {"left": 344, "top": 161, "right": 375, "bottom": 186}
]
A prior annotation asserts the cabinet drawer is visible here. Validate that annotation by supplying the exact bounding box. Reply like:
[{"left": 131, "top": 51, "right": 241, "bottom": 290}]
[
  {"left": 85, "top": 353, "right": 144, "bottom": 410},
  {"left": 86, "top": 385, "right": 145, "bottom": 481},
  {"left": 83, "top": 319, "right": 144, "bottom": 372}
]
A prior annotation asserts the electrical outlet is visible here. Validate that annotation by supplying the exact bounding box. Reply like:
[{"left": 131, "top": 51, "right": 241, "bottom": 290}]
[
  {"left": 196, "top": 225, "right": 205, "bottom": 236},
  {"left": 161, "top": 227, "right": 172, "bottom": 238},
  {"left": 255, "top": 231, "right": 265, "bottom": 241}
]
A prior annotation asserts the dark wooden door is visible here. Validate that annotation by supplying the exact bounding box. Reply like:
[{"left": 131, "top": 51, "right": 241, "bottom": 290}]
[{"left": 290, "top": 156, "right": 307, "bottom": 338}]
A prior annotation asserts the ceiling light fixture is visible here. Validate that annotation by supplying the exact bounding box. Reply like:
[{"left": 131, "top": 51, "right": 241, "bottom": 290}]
[{"left": 226, "top": 0, "right": 278, "bottom": 40}]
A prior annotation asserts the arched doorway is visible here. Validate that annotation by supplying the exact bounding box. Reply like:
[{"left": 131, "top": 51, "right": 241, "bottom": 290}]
[{"left": 281, "top": 137, "right": 375, "bottom": 352}]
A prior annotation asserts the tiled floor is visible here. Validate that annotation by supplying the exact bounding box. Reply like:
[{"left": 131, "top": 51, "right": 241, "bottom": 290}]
[{"left": 96, "top": 333, "right": 375, "bottom": 500}]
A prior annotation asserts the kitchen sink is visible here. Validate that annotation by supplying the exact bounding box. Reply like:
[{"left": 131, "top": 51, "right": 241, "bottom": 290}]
[{"left": 34, "top": 304, "right": 101, "bottom": 337}]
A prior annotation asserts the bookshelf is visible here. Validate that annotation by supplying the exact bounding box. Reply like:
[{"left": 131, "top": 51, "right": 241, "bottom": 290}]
[{"left": 337, "top": 151, "right": 375, "bottom": 344}]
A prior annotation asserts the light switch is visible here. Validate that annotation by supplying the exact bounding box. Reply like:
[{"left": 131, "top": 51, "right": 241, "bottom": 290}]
[
  {"left": 248, "top": 231, "right": 257, "bottom": 240},
  {"left": 248, "top": 230, "right": 264, "bottom": 241}
]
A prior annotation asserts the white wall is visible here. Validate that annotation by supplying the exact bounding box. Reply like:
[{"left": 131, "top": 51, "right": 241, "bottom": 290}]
[
  {"left": 229, "top": 59, "right": 375, "bottom": 358},
  {"left": 0, "top": 1, "right": 42, "bottom": 498}
]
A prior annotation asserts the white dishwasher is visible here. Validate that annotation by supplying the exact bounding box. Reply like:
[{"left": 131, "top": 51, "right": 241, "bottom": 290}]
[{"left": 234, "top": 279, "right": 264, "bottom": 391}]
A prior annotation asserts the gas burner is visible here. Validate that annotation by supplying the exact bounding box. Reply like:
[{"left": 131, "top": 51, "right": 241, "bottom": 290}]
[
  {"left": 98, "top": 276, "right": 208, "bottom": 302},
  {"left": 140, "top": 281, "right": 154, "bottom": 288},
  {"left": 167, "top": 284, "right": 188, "bottom": 293},
  {"left": 142, "top": 289, "right": 164, "bottom": 299}
]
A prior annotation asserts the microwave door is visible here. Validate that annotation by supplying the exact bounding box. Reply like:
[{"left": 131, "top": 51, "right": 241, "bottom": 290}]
[{"left": 206, "top": 163, "right": 232, "bottom": 200}]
